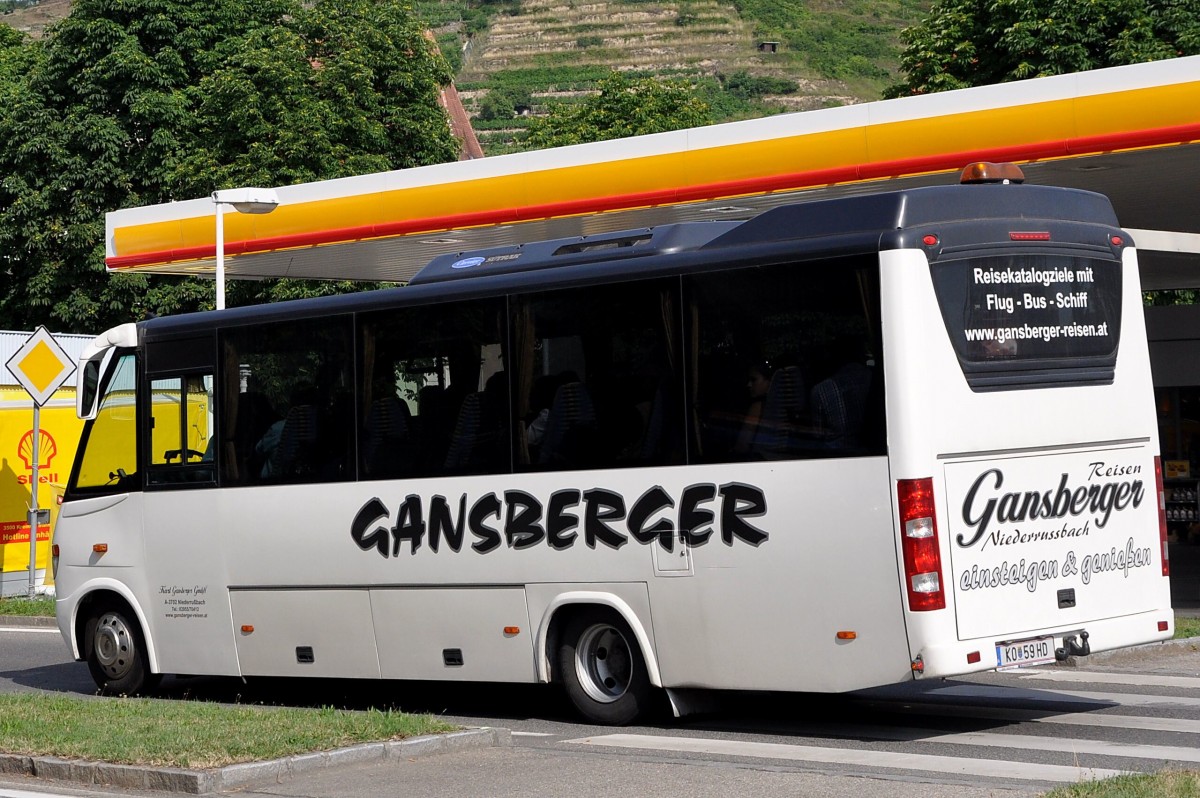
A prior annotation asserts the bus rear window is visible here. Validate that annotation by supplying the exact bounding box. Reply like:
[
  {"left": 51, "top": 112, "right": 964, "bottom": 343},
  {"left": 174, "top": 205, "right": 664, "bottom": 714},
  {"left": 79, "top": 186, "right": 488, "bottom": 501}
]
[{"left": 930, "top": 253, "right": 1122, "bottom": 390}]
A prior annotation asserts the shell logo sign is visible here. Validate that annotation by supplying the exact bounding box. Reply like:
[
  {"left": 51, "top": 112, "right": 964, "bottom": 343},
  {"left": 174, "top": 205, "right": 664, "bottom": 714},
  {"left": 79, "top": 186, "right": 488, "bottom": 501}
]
[
  {"left": 17, "top": 428, "right": 57, "bottom": 481},
  {"left": 1, "top": 398, "right": 84, "bottom": 586}
]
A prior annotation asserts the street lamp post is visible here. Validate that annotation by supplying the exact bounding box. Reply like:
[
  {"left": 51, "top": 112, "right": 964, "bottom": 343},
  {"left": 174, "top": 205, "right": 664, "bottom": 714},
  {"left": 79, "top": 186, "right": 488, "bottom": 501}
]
[{"left": 212, "top": 188, "right": 281, "bottom": 310}]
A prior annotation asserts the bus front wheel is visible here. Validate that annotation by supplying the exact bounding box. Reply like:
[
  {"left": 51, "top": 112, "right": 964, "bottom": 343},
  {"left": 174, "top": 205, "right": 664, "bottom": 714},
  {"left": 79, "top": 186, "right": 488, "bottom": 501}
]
[
  {"left": 558, "top": 609, "right": 651, "bottom": 725},
  {"left": 83, "top": 602, "right": 157, "bottom": 696}
]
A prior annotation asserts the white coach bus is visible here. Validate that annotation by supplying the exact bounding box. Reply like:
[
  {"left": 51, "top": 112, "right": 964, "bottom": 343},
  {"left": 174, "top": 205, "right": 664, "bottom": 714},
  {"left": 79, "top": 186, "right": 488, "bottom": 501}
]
[{"left": 54, "top": 163, "right": 1172, "bottom": 724}]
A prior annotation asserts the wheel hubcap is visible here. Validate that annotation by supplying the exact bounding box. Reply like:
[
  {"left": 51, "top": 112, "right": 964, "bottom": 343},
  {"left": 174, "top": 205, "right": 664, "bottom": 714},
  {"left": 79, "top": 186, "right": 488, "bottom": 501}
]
[
  {"left": 94, "top": 612, "right": 133, "bottom": 679},
  {"left": 575, "top": 623, "right": 633, "bottom": 704}
]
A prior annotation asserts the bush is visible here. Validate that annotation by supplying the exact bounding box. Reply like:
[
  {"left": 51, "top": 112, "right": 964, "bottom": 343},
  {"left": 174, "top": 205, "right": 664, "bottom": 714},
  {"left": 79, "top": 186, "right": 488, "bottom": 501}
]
[
  {"left": 478, "top": 87, "right": 533, "bottom": 120},
  {"left": 722, "top": 70, "right": 796, "bottom": 99}
]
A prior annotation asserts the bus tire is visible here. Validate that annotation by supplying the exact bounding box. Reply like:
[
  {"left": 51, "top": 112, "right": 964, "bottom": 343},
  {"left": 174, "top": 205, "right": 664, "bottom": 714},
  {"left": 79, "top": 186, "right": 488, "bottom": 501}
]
[
  {"left": 558, "top": 608, "right": 651, "bottom": 725},
  {"left": 83, "top": 601, "right": 158, "bottom": 696}
]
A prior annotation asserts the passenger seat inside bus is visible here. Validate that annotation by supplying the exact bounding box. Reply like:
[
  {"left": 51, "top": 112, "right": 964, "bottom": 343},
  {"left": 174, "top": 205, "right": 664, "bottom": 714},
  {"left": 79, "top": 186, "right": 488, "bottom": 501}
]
[
  {"left": 751, "top": 365, "right": 805, "bottom": 458},
  {"left": 266, "top": 403, "right": 319, "bottom": 479},
  {"left": 538, "top": 381, "right": 599, "bottom": 467},
  {"left": 364, "top": 395, "right": 413, "bottom": 477}
]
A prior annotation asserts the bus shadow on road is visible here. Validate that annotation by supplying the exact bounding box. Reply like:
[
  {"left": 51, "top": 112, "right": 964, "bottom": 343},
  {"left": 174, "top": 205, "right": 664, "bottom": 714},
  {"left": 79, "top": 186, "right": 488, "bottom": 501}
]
[
  {"left": 1, "top": 661, "right": 101, "bottom": 696},
  {"left": 152, "top": 673, "right": 578, "bottom": 724}
]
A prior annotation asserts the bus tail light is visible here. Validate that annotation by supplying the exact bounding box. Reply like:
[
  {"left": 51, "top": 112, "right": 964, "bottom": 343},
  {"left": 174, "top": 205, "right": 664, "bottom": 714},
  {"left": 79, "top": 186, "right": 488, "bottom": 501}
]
[
  {"left": 1155, "top": 456, "right": 1170, "bottom": 577},
  {"left": 898, "top": 477, "right": 946, "bottom": 611}
]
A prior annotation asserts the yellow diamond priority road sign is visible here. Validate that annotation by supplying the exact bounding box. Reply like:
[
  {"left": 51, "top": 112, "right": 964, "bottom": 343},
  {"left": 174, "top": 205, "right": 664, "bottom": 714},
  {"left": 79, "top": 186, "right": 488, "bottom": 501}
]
[{"left": 5, "top": 326, "right": 76, "bottom": 407}]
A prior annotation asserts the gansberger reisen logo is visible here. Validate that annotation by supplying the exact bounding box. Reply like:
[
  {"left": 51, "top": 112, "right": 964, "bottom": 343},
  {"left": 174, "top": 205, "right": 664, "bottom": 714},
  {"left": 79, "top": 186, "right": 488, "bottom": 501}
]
[
  {"left": 16, "top": 428, "right": 58, "bottom": 486},
  {"left": 958, "top": 461, "right": 1146, "bottom": 550},
  {"left": 953, "top": 461, "right": 1155, "bottom": 595},
  {"left": 350, "top": 482, "right": 769, "bottom": 558}
]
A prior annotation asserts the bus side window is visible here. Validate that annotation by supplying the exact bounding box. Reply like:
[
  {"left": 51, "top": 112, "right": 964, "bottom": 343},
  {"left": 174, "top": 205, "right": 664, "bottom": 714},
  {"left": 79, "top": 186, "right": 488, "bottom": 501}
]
[
  {"left": 146, "top": 373, "right": 216, "bottom": 487},
  {"left": 685, "top": 257, "right": 885, "bottom": 463},
  {"left": 511, "top": 278, "right": 685, "bottom": 472},
  {"left": 358, "top": 297, "right": 508, "bottom": 480},
  {"left": 219, "top": 317, "right": 354, "bottom": 486}
]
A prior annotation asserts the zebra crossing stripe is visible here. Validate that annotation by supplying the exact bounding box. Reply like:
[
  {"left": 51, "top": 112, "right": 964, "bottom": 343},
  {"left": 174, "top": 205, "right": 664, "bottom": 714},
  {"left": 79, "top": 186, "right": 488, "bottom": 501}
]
[
  {"left": 563, "top": 734, "right": 1123, "bottom": 783},
  {"left": 1017, "top": 670, "right": 1200, "bottom": 690},
  {"left": 846, "top": 726, "right": 1200, "bottom": 764},
  {"left": 886, "top": 701, "right": 1200, "bottom": 735},
  {"left": 923, "top": 683, "right": 1200, "bottom": 709}
]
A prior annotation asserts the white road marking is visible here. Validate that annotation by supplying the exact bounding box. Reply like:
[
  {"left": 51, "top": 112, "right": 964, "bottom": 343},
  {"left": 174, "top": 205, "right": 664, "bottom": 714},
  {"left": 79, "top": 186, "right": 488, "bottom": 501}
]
[
  {"left": 851, "top": 727, "right": 1200, "bottom": 763},
  {"left": 0, "top": 790, "right": 105, "bottom": 798},
  {"left": 894, "top": 701, "right": 1200, "bottom": 735},
  {"left": 1018, "top": 670, "right": 1200, "bottom": 690},
  {"left": 0, "top": 627, "right": 59, "bottom": 634},
  {"left": 924, "top": 683, "right": 1200, "bottom": 708},
  {"left": 511, "top": 731, "right": 555, "bottom": 737},
  {"left": 563, "top": 733, "right": 1123, "bottom": 783}
]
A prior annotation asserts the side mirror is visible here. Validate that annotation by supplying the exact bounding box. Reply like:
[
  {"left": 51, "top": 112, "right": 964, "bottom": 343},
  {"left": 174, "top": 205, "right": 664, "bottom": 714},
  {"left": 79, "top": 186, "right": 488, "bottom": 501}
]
[{"left": 76, "top": 349, "right": 114, "bottom": 420}]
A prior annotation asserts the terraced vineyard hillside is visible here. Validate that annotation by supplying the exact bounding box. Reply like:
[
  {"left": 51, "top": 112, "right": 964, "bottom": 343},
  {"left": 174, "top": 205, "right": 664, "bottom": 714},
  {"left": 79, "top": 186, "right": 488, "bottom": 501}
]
[
  {"left": 420, "top": 0, "right": 925, "bottom": 154},
  {"left": 1, "top": 0, "right": 70, "bottom": 38},
  {"left": 467, "top": 1, "right": 757, "bottom": 78}
]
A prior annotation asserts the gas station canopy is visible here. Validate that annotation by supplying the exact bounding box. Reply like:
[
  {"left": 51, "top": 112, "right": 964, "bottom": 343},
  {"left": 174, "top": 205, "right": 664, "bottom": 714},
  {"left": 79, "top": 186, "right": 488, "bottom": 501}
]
[{"left": 105, "top": 56, "right": 1200, "bottom": 291}]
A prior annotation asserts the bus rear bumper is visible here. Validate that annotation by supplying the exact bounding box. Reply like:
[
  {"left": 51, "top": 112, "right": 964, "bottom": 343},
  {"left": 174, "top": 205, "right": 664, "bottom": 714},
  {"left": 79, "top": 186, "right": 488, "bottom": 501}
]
[{"left": 914, "top": 609, "right": 1175, "bottom": 678}]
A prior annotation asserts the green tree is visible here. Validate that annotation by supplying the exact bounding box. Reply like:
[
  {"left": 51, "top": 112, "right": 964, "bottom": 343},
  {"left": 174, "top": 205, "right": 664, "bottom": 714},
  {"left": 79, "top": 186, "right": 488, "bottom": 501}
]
[
  {"left": 478, "top": 86, "right": 533, "bottom": 121},
  {"left": 886, "top": 0, "right": 1200, "bottom": 97},
  {"left": 523, "top": 72, "right": 711, "bottom": 149},
  {"left": 0, "top": 0, "right": 457, "bottom": 332}
]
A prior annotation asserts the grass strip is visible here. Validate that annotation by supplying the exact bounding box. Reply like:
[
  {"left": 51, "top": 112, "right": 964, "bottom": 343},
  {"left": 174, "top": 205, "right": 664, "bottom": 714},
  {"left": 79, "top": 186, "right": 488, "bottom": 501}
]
[
  {"left": 1042, "top": 770, "right": 1200, "bottom": 797},
  {"left": 0, "top": 694, "right": 455, "bottom": 769},
  {"left": 0, "top": 596, "right": 55, "bottom": 617},
  {"left": 1175, "top": 615, "right": 1200, "bottom": 640}
]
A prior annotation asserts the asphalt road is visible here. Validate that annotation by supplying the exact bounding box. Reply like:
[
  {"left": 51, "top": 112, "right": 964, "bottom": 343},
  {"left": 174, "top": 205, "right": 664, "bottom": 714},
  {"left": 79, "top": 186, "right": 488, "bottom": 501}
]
[{"left": 3, "top": 622, "right": 1199, "bottom": 798}]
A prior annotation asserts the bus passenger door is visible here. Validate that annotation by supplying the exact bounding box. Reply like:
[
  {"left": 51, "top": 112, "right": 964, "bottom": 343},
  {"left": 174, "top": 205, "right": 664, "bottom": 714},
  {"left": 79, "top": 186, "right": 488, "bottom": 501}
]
[{"left": 140, "top": 370, "right": 238, "bottom": 677}]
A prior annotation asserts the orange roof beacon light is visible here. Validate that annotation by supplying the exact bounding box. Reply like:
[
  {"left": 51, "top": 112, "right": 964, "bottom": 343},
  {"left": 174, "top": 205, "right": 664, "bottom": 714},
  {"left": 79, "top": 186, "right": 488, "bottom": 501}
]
[{"left": 960, "top": 162, "right": 1026, "bottom": 185}]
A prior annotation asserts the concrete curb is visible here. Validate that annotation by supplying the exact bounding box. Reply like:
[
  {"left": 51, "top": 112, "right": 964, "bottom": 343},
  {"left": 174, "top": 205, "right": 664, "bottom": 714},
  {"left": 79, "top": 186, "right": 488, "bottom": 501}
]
[
  {"left": 0, "top": 615, "right": 58, "bottom": 628},
  {"left": 0, "top": 727, "right": 511, "bottom": 794}
]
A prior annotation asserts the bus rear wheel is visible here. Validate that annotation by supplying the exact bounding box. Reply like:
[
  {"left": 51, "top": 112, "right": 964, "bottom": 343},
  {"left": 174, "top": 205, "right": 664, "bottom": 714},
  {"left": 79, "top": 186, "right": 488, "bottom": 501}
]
[
  {"left": 559, "top": 609, "right": 651, "bottom": 725},
  {"left": 83, "top": 602, "right": 158, "bottom": 696}
]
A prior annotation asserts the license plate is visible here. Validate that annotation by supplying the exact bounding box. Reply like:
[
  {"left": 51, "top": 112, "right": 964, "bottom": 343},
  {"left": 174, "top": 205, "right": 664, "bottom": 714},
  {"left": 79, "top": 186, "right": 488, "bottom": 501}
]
[{"left": 995, "top": 635, "right": 1055, "bottom": 669}]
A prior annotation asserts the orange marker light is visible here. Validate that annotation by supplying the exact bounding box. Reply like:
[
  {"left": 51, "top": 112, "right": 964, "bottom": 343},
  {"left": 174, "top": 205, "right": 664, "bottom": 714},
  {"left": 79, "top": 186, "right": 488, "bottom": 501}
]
[
  {"left": 92, "top": 544, "right": 108, "bottom": 554},
  {"left": 241, "top": 625, "right": 255, "bottom": 634},
  {"left": 503, "top": 626, "right": 521, "bottom": 636},
  {"left": 960, "top": 161, "right": 1026, "bottom": 184},
  {"left": 836, "top": 631, "right": 857, "bottom": 641}
]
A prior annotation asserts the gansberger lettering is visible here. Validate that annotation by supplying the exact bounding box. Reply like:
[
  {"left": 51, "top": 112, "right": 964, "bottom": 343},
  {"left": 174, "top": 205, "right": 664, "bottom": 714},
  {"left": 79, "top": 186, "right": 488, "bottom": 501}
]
[
  {"left": 958, "top": 466, "right": 1145, "bottom": 548},
  {"left": 351, "top": 482, "right": 769, "bottom": 559}
]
